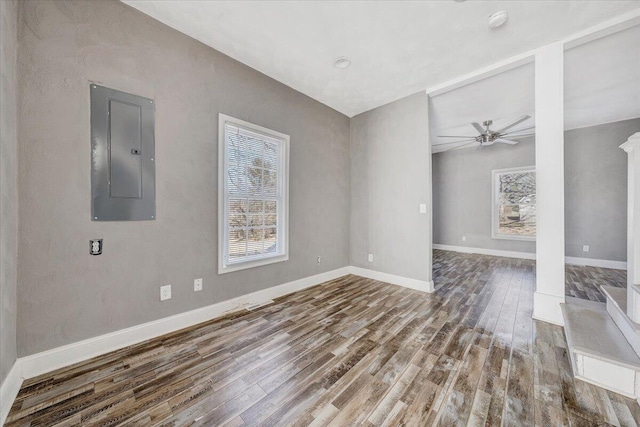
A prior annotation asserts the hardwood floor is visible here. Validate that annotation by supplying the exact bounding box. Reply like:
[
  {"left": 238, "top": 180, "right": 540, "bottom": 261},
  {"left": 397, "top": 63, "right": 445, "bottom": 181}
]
[
  {"left": 565, "top": 262, "right": 626, "bottom": 302},
  {"left": 5, "top": 250, "right": 638, "bottom": 426}
]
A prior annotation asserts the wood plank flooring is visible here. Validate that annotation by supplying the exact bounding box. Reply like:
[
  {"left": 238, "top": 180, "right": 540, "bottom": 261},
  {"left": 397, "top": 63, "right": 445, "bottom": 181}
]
[
  {"left": 565, "top": 263, "right": 626, "bottom": 302},
  {"left": 5, "top": 249, "right": 638, "bottom": 426}
]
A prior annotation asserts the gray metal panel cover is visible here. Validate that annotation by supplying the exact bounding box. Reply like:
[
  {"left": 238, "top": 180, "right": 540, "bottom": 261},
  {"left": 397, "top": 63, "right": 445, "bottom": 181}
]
[{"left": 91, "top": 84, "right": 155, "bottom": 221}]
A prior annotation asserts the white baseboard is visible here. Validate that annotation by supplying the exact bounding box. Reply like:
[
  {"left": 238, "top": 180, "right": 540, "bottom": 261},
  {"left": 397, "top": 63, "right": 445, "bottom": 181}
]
[
  {"left": 19, "top": 267, "right": 351, "bottom": 380},
  {"left": 434, "top": 244, "right": 627, "bottom": 270},
  {"left": 231, "top": 267, "right": 353, "bottom": 307},
  {"left": 0, "top": 261, "right": 441, "bottom": 423},
  {"left": 433, "top": 244, "right": 536, "bottom": 260},
  {"left": 0, "top": 361, "right": 22, "bottom": 426},
  {"left": 533, "top": 291, "right": 565, "bottom": 326},
  {"left": 8, "top": 263, "right": 434, "bottom": 409},
  {"left": 349, "top": 266, "right": 434, "bottom": 293},
  {"left": 565, "top": 256, "right": 627, "bottom": 270}
]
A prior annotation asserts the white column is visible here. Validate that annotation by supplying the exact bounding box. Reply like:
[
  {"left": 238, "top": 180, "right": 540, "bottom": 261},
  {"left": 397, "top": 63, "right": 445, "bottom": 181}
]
[
  {"left": 533, "top": 42, "right": 566, "bottom": 326},
  {"left": 621, "top": 133, "right": 640, "bottom": 322}
]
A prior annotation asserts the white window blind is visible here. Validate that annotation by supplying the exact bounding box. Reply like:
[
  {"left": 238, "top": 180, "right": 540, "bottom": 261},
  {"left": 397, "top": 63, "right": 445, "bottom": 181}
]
[{"left": 218, "top": 115, "right": 289, "bottom": 273}]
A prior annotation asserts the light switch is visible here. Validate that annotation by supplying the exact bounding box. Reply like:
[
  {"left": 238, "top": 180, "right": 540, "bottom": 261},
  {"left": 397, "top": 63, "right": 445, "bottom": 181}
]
[{"left": 419, "top": 204, "right": 427, "bottom": 214}]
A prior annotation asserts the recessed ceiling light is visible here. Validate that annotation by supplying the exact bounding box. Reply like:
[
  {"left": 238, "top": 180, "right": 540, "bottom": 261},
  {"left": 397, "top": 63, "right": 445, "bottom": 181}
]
[
  {"left": 488, "top": 10, "right": 508, "bottom": 29},
  {"left": 333, "top": 57, "right": 351, "bottom": 69}
]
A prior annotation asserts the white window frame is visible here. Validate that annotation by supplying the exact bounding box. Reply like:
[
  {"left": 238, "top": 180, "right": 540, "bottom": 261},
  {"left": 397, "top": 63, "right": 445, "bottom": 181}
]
[
  {"left": 491, "top": 166, "right": 536, "bottom": 242},
  {"left": 218, "top": 114, "right": 290, "bottom": 274}
]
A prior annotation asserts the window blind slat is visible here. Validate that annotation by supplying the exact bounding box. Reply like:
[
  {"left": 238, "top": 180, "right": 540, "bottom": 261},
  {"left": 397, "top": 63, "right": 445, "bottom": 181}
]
[{"left": 224, "top": 121, "right": 284, "bottom": 265}]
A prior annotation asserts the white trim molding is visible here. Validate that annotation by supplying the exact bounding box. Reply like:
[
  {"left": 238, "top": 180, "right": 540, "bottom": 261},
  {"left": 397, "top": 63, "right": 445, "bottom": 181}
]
[
  {"left": 533, "top": 291, "right": 565, "bottom": 326},
  {"left": 491, "top": 166, "right": 536, "bottom": 242},
  {"left": 605, "top": 289, "right": 640, "bottom": 359},
  {"left": 424, "top": 9, "right": 640, "bottom": 98},
  {"left": 534, "top": 40, "right": 567, "bottom": 332},
  {"left": 565, "top": 256, "right": 627, "bottom": 271},
  {"left": 434, "top": 244, "right": 627, "bottom": 270},
  {"left": 574, "top": 353, "right": 639, "bottom": 399},
  {"left": 13, "top": 265, "right": 433, "bottom": 383},
  {"left": 18, "top": 267, "right": 349, "bottom": 380},
  {"left": 0, "top": 361, "right": 22, "bottom": 426},
  {"left": 217, "top": 113, "right": 291, "bottom": 275},
  {"left": 433, "top": 244, "right": 536, "bottom": 260},
  {"left": 621, "top": 132, "right": 640, "bottom": 322},
  {"left": 349, "top": 266, "right": 434, "bottom": 293},
  {"left": 619, "top": 132, "right": 640, "bottom": 154}
]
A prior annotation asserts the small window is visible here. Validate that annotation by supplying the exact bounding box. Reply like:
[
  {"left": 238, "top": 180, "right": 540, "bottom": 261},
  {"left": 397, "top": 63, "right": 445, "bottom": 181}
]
[
  {"left": 218, "top": 114, "right": 289, "bottom": 273},
  {"left": 492, "top": 166, "right": 536, "bottom": 241}
]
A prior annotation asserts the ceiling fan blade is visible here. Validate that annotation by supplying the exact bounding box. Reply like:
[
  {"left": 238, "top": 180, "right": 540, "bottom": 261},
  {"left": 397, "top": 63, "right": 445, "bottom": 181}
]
[
  {"left": 445, "top": 141, "right": 477, "bottom": 152},
  {"left": 504, "top": 133, "right": 534, "bottom": 140},
  {"left": 495, "top": 138, "right": 520, "bottom": 145},
  {"left": 502, "top": 125, "right": 535, "bottom": 135},
  {"left": 471, "top": 122, "right": 485, "bottom": 134},
  {"left": 495, "top": 115, "right": 531, "bottom": 133},
  {"left": 436, "top": 138, "right": 477, "bottom": 146},
  {"left": 437, "top": 135, "right": 477, "bottom": 139}
]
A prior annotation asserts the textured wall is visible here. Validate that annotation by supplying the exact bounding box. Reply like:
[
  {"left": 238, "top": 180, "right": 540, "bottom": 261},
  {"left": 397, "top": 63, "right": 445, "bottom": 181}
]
[
  {"left": 432, "top": 137, "right": 537, "bottom": 254},
  {"left": 350, "top": 93, "right": 432, "bottom": 282},
  {"left": 17, "top": 0, "right": 350, "bottom": 356},
  {"left": 432, "top": 119, "right": 639, "bottom": 262},
  {"left": 1, "top": 0, "right": 19, "bottom": 385},
  {"left": 564, "top": 119, "right": 638, "bottom": 261}
]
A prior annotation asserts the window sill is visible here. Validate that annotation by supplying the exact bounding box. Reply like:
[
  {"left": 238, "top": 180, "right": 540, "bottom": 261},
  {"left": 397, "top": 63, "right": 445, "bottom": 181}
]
[{"left": 218, "top": 254, "right": 289, "bottom": 274}]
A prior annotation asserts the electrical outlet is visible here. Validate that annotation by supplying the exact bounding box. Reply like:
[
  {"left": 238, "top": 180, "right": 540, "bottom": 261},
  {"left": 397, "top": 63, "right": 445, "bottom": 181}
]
[
  {"left": 194, "top": 278, "right": 203, "bottom": 292},
  {"left": 160, "top": 285, "right": 172, "bottom": 301},
  {"left": 583, "top": 245, "right": 590, "bottom": 252},
  {"left": 368, "top": 253, "right": 374, "bottom": 263},
  {"left": 462, "top": 236, "right": 466, "bottom": 242},
  {"left": 317, "top": 256, "right": 322, "bottom": 264},
  {"left": 90, "top": 239, "right": 103, "bottom": 255}
]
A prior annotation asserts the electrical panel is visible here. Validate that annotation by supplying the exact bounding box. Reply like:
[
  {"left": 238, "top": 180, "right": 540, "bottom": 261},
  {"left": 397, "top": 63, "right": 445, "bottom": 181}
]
[{"left": 90, "top": 84, "right": 155, "bottom": 221}]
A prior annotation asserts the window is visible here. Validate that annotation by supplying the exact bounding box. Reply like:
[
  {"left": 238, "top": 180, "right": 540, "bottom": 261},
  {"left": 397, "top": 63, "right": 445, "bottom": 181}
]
[
  {"left": 218, "top": 114, "right": 289, "bottom": 273},
  {"left": 492, "top": 166, "right": 536, "bottom": 241}
]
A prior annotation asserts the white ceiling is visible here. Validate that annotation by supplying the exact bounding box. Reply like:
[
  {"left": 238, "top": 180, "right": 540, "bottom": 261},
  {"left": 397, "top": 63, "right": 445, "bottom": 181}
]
[
  {"left": 565, "top": 24, "right": 640, "bottom": 130},
  {"left": 431, "top": 25, "right": 640, "bottom": 153},
  {"left": 123, "top": 0, "right": 640, "bottom": 117},
  {"left": 430, "top": 62, "right": 535, "bottom": 153}
]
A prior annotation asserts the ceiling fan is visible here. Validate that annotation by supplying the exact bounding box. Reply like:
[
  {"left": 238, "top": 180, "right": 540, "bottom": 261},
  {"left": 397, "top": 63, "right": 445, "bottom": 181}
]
[{"left": 437, "top": 115, "right": 534, "bottom": 151}]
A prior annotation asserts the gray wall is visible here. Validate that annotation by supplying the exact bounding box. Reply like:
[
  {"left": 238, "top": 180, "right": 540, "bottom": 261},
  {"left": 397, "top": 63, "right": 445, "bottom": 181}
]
[
  {"left": 432, "top": 118, "right": 640, "bottom": 262},
  {"left": 433, "top": 137, "right": 537, "bottom": 254},
  {"left": 1, "top": 0, "right": 19, "bottom": 386},
  {"left": 564, "top": 119, "right": 638, "bottom": 261},
  {"left": 17, "top": 0, "right": 350, "bottom": 356},
  {"left": 350, "top": 93, "right": 432, "bottom": 282}
]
